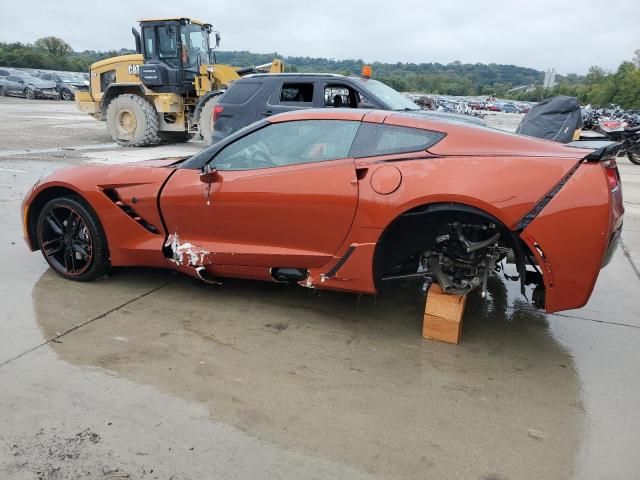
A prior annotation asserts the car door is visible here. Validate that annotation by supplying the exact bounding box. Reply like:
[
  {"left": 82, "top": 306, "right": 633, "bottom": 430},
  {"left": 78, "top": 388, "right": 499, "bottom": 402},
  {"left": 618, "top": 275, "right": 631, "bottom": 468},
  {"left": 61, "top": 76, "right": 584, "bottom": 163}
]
[
  {"left": 259, "top": 80, "right": 321, "bottom": 118},
  {"left": 6, "top": 76, "right": 20, "bottom": 94},
  {"left": 160, "top": 118, "right": 361, "bottom": 268}
]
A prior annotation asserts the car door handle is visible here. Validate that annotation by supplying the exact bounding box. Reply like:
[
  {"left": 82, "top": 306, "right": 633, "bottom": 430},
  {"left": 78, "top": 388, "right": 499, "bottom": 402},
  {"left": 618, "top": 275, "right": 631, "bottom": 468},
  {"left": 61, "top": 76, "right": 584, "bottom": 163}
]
[{"left": 262, "top": 110, "right": 274, "bottom": 117}]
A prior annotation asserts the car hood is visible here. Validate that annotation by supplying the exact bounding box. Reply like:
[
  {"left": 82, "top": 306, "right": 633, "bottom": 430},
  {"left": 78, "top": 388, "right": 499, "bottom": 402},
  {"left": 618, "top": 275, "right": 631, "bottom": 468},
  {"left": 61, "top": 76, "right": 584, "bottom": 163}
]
[
  {"left": 26, "top": 161, "right": 183, "bottom": 216},
  {"left": 26, "top": 78, "right": 56, "bottom": 88}
]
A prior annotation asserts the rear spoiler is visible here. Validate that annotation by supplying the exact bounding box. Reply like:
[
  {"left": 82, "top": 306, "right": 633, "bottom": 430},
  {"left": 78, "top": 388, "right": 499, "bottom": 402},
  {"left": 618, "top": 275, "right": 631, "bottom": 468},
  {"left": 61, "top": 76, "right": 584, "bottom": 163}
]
[{"left": 566, "top": 140, "right": 622, "bottom": 162}]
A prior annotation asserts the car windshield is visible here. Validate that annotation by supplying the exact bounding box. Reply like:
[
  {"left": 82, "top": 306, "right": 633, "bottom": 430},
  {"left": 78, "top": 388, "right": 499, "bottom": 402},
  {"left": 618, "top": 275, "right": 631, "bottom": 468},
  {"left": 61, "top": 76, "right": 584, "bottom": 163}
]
[
  {"left": 59, "top": 73, "right": 85, "bottom": 83},
  {"left": 356, "top": 79, "right": 421, "bottom": 111}
]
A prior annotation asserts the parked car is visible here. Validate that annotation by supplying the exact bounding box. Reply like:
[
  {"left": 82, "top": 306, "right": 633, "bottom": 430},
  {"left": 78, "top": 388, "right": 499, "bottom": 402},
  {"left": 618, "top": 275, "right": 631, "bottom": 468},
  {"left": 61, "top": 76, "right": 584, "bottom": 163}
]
[
  {"left": 485, "top": 103, "right": 501, "bottom": 112},
  {"left": 0, "top": 67, "right": 23, "bottom": 78},
  {"left": 34, "top": 71, "right": 88, "bottom": 100},
  {"left": 0, "top": 73, "right": 58, "bottom": 99},
  {"left": 211, "top": 73, "right": 483, "bottom": 143},
  {"left": 22, "top": 109, "right": 623, "bottom": 315},
  {"left": 499, "top": 103, "right": 519, "bottom": 113}
]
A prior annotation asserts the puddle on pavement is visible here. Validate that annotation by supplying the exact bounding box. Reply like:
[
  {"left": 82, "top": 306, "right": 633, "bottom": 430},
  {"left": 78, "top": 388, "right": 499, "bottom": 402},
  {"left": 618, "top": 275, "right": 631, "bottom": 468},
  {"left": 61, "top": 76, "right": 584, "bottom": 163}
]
[{"left": 31, "top": 268, "right": 584, "bottom": 479}]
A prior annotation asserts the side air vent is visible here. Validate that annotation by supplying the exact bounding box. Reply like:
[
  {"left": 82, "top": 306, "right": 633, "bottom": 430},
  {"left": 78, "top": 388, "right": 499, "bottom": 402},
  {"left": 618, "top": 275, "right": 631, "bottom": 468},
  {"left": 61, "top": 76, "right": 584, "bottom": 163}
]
[
  {"left": 516, "top": 161, "right": 582, "bottom": 230},
  {"left": 103, "top": 188, "right": 159, "bottom": 233}
]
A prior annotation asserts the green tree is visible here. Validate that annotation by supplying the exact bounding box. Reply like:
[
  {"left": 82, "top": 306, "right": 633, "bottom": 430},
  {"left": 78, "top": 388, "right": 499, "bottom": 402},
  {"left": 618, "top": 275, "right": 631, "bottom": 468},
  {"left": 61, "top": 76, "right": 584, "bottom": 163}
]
[{"left": 34, "top": 36, "right": 72, "bottom": 57}]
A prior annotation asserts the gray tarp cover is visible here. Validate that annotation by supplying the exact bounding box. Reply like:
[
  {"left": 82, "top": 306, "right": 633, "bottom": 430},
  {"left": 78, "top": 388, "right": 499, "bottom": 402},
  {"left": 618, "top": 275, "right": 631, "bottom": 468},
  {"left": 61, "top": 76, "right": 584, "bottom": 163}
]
[{"left": 516, "top": 96, "right": 582, "bottom": 143}]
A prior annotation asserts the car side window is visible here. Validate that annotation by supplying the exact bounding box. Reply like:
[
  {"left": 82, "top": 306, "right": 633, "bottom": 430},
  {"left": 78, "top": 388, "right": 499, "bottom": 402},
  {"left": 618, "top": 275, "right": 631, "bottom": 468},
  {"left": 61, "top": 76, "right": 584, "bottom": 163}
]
[
  {"left": 270, "top": 82, "right": 314, "bottom": 107},
  {"left": 324, "top": 84, "right": 360, "bottom": 108},
  {"left": 349, "top": 123, "right": 445, "bottom": 158},
  {"left": 222, "top": 82, "right": 262, "bottom": 104},
  {"left": 41, "top": 74, "right": 51, "bottom": 80},
  {"left": 210, "top": 120, "right": 360, "bottom": 171},
  {"left": 7, "top": 76, "right": 19, "bottom": 82}
]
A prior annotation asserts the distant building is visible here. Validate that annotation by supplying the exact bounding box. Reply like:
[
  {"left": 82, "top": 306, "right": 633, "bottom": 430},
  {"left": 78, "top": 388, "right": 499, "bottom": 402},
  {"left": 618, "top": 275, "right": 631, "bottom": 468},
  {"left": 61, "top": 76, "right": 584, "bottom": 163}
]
[{"left": 543, "top": 69, "right": 556, "bottom": 89}]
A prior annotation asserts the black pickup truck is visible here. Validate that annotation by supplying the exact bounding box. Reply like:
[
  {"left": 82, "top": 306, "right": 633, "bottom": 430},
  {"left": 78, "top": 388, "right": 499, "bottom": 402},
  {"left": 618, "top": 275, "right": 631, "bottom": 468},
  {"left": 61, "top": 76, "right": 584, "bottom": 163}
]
[{"left": 211, "top": 73, "right": 482, "bottom": 143}]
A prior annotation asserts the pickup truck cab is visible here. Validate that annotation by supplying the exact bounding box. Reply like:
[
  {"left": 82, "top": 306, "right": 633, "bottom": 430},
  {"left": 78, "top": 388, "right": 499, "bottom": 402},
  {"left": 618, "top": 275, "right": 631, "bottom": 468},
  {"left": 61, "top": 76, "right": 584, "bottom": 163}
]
[{"left": 211, "top": 73, "right": 480, "bottom": 143}]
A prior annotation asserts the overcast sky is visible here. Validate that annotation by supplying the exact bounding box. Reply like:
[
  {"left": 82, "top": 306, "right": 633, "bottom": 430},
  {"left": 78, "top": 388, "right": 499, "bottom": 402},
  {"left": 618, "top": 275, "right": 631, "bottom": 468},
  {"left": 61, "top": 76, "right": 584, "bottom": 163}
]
[{"left": 2, "top": 0, "right": 638, "bottom": 74}]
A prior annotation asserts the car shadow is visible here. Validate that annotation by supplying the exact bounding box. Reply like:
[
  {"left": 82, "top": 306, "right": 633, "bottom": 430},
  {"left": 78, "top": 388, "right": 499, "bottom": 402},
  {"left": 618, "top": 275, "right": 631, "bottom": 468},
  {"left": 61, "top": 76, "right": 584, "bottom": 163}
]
[{"left": 32, "top": 267, "right": 585, "bottom": 479}]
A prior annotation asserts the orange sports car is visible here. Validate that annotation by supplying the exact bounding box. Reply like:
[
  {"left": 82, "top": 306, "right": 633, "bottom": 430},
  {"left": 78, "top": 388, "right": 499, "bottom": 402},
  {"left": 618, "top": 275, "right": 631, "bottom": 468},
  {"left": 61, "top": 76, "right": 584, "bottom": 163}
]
[{"left": 22, "top": 109, "right": 624, "bottom": 313}]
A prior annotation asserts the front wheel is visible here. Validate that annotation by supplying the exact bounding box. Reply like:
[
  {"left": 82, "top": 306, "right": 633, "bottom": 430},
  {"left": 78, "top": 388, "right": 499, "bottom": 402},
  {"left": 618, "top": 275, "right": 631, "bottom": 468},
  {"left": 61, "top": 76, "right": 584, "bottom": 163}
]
[
  {"left": 24, "top": 88, "right": 35, "bottom": 99},
  {"left": 627, "top": 151, "right": 640, "bottom": 165},
  {"left": 60, "top": 88, "right": 73, "bottom": 101},
  {"left": 0, "top": 86, "right": 6, "bottom": 96},
  {"left": 37, "top": 196, "right": 110, "bottom": 281},
  {"left": 106, "top": 94, "right": 160, "bottom": 147}
]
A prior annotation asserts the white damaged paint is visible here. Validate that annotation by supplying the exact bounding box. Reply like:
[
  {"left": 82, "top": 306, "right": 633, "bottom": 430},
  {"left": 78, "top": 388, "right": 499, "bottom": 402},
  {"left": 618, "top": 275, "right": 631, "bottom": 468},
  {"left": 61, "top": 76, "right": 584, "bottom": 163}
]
[{"left": 165, "top": 233, "right": 210, "bottom": 267}]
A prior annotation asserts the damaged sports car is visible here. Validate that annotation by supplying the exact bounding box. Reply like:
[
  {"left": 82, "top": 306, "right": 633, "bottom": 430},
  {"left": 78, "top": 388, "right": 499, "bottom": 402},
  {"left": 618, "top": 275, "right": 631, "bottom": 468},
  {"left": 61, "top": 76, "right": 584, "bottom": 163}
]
[{"left": 22, "top": 109, "right": 624, "bottom": 313}]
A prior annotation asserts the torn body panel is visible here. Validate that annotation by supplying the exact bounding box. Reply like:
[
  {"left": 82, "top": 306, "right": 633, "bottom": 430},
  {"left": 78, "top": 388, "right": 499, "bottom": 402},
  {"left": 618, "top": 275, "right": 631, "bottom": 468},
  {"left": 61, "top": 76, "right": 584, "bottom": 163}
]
[
  {"left": 165, "top": 233, "right": 211, "bottom": 267},
  {"left": 303, "top": 242, "right": 378, "bottom": 293}
]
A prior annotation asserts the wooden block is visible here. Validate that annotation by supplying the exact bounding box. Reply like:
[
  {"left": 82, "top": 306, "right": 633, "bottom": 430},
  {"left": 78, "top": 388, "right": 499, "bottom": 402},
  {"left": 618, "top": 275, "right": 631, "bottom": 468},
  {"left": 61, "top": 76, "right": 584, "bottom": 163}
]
[{"left": 422, "top": 284, "right": 467, "bottom": 344}]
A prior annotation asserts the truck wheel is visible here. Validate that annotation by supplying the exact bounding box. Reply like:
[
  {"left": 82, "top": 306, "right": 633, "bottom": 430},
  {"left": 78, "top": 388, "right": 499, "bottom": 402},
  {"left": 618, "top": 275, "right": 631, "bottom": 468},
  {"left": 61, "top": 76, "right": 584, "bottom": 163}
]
[
  {"left": 158, "top": 131, "right": 194, "bottom": 143},
  {"left": 198, "top": 96, "right": 219, "bottom": 145},
  {"left": 106, "top": 94, "right": 160, "bottom": 147}
]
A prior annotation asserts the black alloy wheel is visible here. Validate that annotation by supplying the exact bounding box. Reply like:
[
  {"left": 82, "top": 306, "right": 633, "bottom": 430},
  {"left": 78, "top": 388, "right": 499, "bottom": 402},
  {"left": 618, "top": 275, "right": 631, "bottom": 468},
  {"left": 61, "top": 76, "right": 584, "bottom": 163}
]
[{"left": 37, "top": 196, "right": 109, "bottom": 281}]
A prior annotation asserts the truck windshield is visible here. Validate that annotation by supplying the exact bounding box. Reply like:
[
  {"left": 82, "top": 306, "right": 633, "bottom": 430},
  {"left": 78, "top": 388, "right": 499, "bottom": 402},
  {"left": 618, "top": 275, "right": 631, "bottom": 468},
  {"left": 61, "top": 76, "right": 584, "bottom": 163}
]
[
  {"left": 182, "top": 24, "right": 210, "bottom": 69},
  {"left": 158, "top": 25, "right": 179, "bottom": 68},
  {"left": 357, "top": 79, "right": 421, "bottom": 111}
]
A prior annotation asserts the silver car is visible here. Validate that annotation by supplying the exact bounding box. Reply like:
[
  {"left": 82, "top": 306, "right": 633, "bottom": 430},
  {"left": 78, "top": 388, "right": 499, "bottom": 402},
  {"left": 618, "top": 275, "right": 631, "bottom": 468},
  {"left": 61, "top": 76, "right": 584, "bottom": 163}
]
[
  {"left": 35, "top": 72, "right": 88, "bottom": 100},
  {"left": 0, "top": 73, "right": 59, "bottom": 99}
]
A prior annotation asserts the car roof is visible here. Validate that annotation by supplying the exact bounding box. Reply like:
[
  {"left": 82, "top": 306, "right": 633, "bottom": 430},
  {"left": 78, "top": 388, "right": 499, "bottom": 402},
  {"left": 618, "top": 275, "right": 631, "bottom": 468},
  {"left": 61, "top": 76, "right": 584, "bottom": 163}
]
[
  {"left": 240, "top": 73, "right": 347, "bottom": 80},
  {"left": 266, "top": 108, "right": 486, "bottom": 129}
]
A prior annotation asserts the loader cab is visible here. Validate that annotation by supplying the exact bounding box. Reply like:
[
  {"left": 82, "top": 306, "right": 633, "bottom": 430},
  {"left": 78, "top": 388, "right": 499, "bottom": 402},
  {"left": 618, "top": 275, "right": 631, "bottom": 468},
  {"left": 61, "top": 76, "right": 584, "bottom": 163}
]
[{"left": 135, "top": 18, "right": 215, "bottom": 94}]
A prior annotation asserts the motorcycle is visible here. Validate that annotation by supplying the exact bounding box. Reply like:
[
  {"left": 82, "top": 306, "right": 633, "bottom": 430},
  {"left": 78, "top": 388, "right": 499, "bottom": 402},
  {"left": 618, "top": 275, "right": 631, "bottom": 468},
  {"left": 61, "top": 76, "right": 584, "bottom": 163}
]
[
  {"left": 596, "top": 120, "right": 640, "bottom": 165},
  {"left": 582, "top": 105, "right": 640, "bottom": 165}
]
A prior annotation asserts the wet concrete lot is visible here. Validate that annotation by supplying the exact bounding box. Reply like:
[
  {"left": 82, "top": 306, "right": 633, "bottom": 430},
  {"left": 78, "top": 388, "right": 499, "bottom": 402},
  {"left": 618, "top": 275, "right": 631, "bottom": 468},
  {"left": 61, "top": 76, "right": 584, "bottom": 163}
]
[{"left": 0, "top": 97, "right": 639, "bottom": 479}]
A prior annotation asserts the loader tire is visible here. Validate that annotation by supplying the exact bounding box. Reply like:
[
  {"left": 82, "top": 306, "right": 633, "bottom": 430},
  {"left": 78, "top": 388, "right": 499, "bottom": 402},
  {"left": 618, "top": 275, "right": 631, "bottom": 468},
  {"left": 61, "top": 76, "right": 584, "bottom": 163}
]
[
  {"left": 106, "top": 94, "right": 160, "bottom": 147},
  {"left": 198, "top": 96, "right": 219, "bottom": 145}
]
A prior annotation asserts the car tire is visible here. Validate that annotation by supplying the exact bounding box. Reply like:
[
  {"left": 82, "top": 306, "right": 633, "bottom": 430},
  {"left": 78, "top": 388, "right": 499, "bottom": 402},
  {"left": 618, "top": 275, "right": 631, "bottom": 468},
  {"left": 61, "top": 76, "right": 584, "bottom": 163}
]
[
  {"left": 60, "top": 88, "right": 73, "bottom": 101},
  {"left": 198, "top": 96, "right": 220, "bottom": 145},
  {"left": 106, "top": 94, "right": 160, "bottom": 147},
  {"left": 628, "top": 151, "right": 640, "bottom": 165},
  {"left": 158, "top": 131, "right": 194, "bottom": 143},
  {"left": 0, "top": 86, "right": 5, "bottom": 96},
  {"left": 25, "top": 88, "right": 35, "bottom": 99},
  {"left": 37, "top": 196, "right": 110, "bottom": 282}
]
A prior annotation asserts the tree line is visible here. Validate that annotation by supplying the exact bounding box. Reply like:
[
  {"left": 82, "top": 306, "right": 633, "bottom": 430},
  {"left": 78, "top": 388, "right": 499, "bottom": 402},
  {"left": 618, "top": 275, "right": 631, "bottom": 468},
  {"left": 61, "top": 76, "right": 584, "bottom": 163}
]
[
  {"left": 1, "top": 36, "right": 638, "bottom": 108},
  {"left": 508, "top": 56, "right": 640, "bottom": 109}
]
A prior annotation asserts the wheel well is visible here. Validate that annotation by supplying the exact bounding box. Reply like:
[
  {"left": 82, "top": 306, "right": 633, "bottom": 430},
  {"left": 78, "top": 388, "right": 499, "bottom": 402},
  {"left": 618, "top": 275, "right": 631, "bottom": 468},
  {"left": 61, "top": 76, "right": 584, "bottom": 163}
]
[
  {"left": 374, "top": 202, "right": 522, "bottom": 281},
  {"left": 100, "top": 85, "right": 147, "bottom": 116},
  {"left": 26, "top": 187, "right": 84, "bottom": 250}
]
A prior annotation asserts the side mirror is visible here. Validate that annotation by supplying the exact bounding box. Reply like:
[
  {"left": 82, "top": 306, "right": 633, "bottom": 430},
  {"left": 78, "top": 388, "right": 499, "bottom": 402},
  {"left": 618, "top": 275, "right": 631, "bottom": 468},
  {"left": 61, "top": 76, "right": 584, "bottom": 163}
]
[
  {"left": 214, "top": 32, "right": 221, "bottom": 48},
  {"left": 200, "top": 164, "right": 218, "bottom": 183}
]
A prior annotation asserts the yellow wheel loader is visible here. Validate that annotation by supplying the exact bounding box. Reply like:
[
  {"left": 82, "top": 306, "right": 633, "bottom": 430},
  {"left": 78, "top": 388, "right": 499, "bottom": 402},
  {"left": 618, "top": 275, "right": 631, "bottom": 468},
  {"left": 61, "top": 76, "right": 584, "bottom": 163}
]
[{"left": 75, "top": 17, "right": 283, "bottom": 146}]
